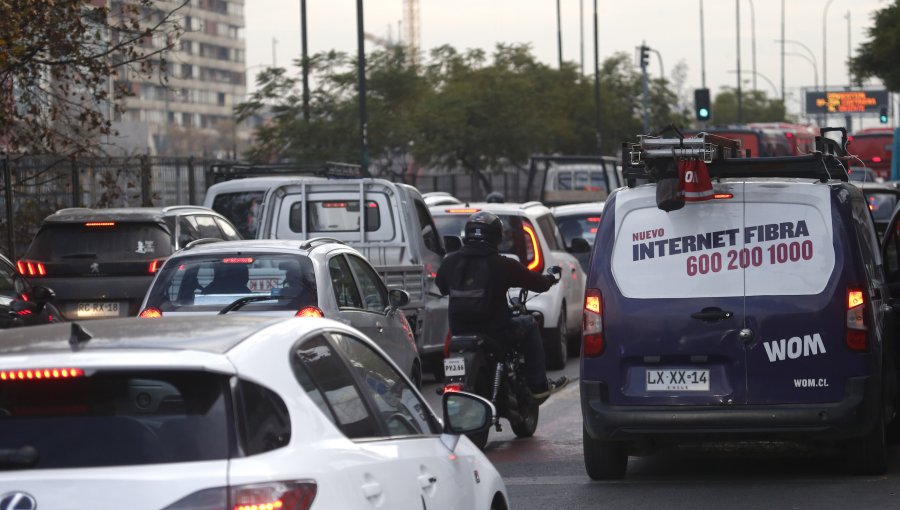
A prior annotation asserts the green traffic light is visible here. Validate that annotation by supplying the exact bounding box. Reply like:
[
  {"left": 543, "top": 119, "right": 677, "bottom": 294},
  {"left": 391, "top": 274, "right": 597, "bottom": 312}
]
[{"left": 699, "top": 108, "right": 710, "bottom": 119}]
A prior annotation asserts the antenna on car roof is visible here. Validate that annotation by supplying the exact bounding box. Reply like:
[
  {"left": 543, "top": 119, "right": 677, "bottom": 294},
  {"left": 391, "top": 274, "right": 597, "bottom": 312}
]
[{"left": 68, "top": 322, "right": 92, "bottom": 350}]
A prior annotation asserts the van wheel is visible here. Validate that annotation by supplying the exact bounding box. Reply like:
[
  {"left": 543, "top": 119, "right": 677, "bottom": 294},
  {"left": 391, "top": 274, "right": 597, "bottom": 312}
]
[
  {"left": 583, "top": 426, "right": 627, "bottom": 480},
  {"left": 544, "top": 310, "right": 568, "bottom": 370},
  {"left": 847, "top": 410, "right": 888, "bottom": 476}
]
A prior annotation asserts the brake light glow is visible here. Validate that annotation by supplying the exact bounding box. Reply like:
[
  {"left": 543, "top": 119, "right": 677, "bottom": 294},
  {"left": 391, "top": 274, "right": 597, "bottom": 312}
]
[
  {"left": 443, "top": 383, "right": 463, "bottom": 393},
  {"left": 872, "top": 156, "right": 883, "bottom": 163},
  {"left": 15, "top": 309, "right": 32, "bottom": 316},
  {"left": 16, "top": 260, "right": 46, "bottom": 277},
  {"left": 295, "top": 306, "right": 324, "bottom": 318},
  {"left": 231, "top": 481, "right": 317, "bottom": 510},
  {"left": 583, "top": 289, "right": 604, "bottom": 357},
  {"left": 522, "top": 222, "right": 543, "bottom": 272},
  {"left": 446, "top": 208, "right": 481, "bottom": 214},
  {"left": 846, "top": 288, "right": 867, "bottom": 352},
  {"left": 148, "top": 259, "right": 165, "bottom": 274},
  {"left": 138, "top": 307, "right": 163, "bottom": 318},
  {"left": 85, "top": 222, "right": 115, "bottom": 227},
  {"left": 713, "top": 193, "right": 734, "bottom": 199},
  {"left": 323, "top": 202, "right": 347, "bottom": 208},
  {"left": 785, "top": 132, "right": 794, "bottom": 139},
  {"left": 0, "top": 368, "right": 84, "bottom": 381},
  {"left": 223, "top": 257, "right": 254, "bottom": 264},
  {"left": 586, "top": 217, "right": 601, "bottom": 223}
]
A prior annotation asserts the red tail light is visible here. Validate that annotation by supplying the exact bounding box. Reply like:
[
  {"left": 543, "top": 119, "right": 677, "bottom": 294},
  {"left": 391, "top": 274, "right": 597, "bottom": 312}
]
[
  {"left": 232, "top": 481, "right": 317, "bottom": 510},
  {"left": 446, "top": 208, "right": 481, "bottom": 214},
  {"left": 148, "top": 258, "right": 166, "bottom": 274},
  {"left": 139, "top": 307, "right": 163, "bottom": 318},
  {"left": 223, "top": 257, "right": 254, "bottom": 264},
  {"left": 522, "top": 221, "right": 544, "bottom": 273},
  {"left": 443, "top": 383, "right": 463, "bottom": 393},
  {"left": 17, "top": 260, "right": 46, "bottom": 277},
  {"left": 295, "top": 306, "right": 324, "bottom": 318},
  {"left": 872, "top": 156, "right": 883, "bottom": 163},
  {"left": 0, "top": 368, "right": 84, "bottom": 381},
  {"left": 846, "top": 288, "right": 867, "bottom": 352},
  {"left": 85, "top": 222, "right": 115, "bottom": 227},
  {"left": 583, "top": 289, "right": 604, "bottom": 357}
]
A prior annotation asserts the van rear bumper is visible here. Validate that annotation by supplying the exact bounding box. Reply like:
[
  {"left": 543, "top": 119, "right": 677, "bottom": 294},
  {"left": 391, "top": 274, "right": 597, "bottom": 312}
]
[{"left": 581, "top": 376, "right": 879, "bottom": 442}]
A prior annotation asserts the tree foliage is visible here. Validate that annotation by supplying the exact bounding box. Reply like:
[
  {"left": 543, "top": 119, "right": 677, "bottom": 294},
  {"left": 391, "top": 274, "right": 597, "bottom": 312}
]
[
  {"left": 0, "top": 0, "right": 186, "bottom": 156},
  {"left": 239, "top": 44, "right": 693, "bottom": 180},
  {"left": 850, "top": 0, "right": 900, "bottom": 91},
  {"left": 710, "top": 88, "right": 788, "bottom": 125}
]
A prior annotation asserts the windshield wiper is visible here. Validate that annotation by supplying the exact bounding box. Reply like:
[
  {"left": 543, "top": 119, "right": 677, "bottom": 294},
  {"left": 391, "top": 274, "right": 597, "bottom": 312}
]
[
  {"left": 60, "top": 253, "right": 97, "bottom": 259},
  {"left": 0, "top": 446, "right": 38, "bottom": 468},
  {"left": 218, "top": 295, "right": 284, "bottom": 315}
]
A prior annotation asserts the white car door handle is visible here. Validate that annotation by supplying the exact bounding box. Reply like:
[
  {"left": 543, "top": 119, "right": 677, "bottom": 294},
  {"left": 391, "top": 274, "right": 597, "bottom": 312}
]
[
  {"left": 361, "top": 481, "right": 383, "bottom": 499},
  {"left": 418, "top": 474, "right": 437, "bottom": 489}
]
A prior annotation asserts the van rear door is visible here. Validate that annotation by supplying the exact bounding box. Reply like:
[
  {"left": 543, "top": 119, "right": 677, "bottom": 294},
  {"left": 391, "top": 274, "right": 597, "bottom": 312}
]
[
  {"left": 605, "top": 183, "right": 749, "bottom": 405},
  {"left": 741, "top": 182, "right": 849, "bottom": 404}
]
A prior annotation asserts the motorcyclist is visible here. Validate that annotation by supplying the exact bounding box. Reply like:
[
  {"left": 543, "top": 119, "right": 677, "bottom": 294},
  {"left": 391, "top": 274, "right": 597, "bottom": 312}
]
[{"left": 435, "top": 211, "right": 569, "bottom": 402}]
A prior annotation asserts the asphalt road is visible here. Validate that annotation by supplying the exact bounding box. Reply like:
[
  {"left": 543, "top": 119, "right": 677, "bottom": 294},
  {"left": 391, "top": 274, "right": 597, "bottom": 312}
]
[{"left": 422, "top": 358, "right": 900, "bottom": 510}]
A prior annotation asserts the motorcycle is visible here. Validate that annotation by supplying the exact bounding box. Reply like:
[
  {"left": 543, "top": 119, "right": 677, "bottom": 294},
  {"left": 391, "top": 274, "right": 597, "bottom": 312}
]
[{"left": 440, "top": 266, "right": 562, "bottom": 449}]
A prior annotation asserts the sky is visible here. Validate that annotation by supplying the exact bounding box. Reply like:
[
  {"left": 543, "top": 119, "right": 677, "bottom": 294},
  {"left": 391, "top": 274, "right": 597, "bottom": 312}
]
[{"left": 244, "top": 0, "right": 890, "bottom": 121}]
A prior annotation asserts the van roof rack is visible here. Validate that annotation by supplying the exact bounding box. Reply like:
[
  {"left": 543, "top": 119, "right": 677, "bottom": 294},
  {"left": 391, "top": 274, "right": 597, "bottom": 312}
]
[
  {"left": 622, "top": 127, "right": 851, "bottom": 185},
  {"left": 208, "top": 161, "right": 370, "bottom": 181}
]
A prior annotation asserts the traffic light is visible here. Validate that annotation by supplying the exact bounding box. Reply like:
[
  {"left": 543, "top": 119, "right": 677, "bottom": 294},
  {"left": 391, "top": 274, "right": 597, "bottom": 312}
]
[
  {"left": 639, "top": 45, "right": 649, "bottom": 68},
  {"left": 694, "top": 88, "right": 711, "bottom": 122},
  {"left": 880, "top": 106, "right": 889, "bottom": 124}
]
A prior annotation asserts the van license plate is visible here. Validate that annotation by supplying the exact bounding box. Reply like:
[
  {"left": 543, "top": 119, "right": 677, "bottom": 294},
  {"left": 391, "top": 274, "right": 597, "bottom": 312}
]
[
  {"left": 76, "top": 302, "right": 121, "bottom": 318},
  {"left": 646, "top": 369, "right": 710, "bottom": 391},
  {"left": 444, "top": 357, "right": 466, "bottom": 377}
]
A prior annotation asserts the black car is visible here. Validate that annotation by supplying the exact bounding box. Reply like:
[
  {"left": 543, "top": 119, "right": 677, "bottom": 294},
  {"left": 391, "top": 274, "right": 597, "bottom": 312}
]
[
  {"left": 18, "top": 206, "right": 242, "bottom": 320},
  {"left": 856, "top": 181, "right": 900, "bottom": 238},
  {"left": 0, "top": 252, "right": 59, "bottom": 328}
]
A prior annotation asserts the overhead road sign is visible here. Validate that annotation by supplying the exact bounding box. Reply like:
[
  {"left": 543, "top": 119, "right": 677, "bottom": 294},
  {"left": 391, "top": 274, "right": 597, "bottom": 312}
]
[{"left": 805, "top": 89, "right": 889, "bottom": 115}]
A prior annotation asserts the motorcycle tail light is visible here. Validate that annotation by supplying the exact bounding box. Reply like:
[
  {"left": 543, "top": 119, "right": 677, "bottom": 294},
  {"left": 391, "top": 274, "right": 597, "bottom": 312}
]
[
  {"left": 583, "top": 288, "right": 604, "bottom": 357},
  {"left": 443, "top": 383, "right": 463, "bottom": 393}
]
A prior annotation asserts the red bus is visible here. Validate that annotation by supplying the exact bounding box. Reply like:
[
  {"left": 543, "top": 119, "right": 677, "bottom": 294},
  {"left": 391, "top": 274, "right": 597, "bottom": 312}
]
[
  {"left": 747, "top": 122, "right": 818, "bottom": 156},
  {"left": 848, "top": 128, "right": 894, "bottom": 180}
]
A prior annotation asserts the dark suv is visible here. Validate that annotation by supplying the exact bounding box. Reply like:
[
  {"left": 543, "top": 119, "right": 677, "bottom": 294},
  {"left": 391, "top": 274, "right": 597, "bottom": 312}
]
[
  {"left": 582, "top": 130, "right": 898, "bottom": 478},
  {"left": 19, "top": 207, "right": 241, "bottom": 320}
]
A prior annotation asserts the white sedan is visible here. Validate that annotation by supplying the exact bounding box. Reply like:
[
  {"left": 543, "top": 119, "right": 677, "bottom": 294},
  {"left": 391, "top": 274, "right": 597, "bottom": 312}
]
[{"left": 0, "top": 316, "right": 508, "bottom": 509}]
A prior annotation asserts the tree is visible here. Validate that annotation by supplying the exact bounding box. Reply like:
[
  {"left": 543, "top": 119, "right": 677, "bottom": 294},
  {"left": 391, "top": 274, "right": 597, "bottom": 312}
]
[
  {"left": 710, "top": 88, "right": 788, "bottom": 125},
  {"left": 850, "top": 0, "right": 900, "bottom": 91},
  {"left": 0, "top": 0, "right": 186, "bottom": 156}
]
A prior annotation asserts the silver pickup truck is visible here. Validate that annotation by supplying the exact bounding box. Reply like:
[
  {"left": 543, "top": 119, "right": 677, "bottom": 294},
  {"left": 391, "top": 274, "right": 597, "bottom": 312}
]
[{"left": 253, "top": 177, "right": 452, "bottom": 378}]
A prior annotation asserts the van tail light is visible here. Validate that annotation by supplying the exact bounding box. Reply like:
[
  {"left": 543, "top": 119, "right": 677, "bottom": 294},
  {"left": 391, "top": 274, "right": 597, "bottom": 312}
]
[
  {"left": 583, "top": 288, "right": 604, "bottom": 357},
  {"left": 16, "top": 260, "right": 46, "bottom": 277},
  {"left": 522, "top": 220, "right": 544, "bottom": 273},
  {"left": 295, "top": 306, "right": 324, "bottom": 318},
  {"left": 846, "top": 288, "right": 867, "bottom": 352},
  {"left": 161, "top": 482, "right": 317, "bottom": 510},
  {"left": 139, "top": 307, "right": 163, "bottom": 318}
]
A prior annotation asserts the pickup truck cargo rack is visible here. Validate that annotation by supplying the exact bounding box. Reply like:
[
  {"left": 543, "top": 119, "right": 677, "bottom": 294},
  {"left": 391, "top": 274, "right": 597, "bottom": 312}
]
[
  {"left": 622, "top": 127, "right": 851, "bottom": 186},
  {"left": 207, "top": 161, "right": 369, "bottom": 185}
]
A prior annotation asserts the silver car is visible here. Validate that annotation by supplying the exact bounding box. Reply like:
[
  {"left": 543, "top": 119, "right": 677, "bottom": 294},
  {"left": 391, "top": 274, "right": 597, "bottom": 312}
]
[{"left": 139, "top": 238, "right": 422, "bottom": 386}]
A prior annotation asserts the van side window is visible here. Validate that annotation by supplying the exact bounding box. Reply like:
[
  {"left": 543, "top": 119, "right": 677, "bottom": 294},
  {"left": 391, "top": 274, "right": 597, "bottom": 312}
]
[
  {"left": 537, "top": 214, "right": 563, "bottom": 251},
  {"left": 414, "top": 200, "right": 444, "bottom": 256}
]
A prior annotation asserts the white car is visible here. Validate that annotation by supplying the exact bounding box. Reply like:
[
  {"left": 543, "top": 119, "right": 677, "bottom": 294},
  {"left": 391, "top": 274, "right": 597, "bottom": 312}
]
[
  {"left": 430, "top": 201, "right": 587, "bottom": 369},
  {"left": 139, "top": 238, "right": 424, "bottom": 387},
  {"left": 422, "top": 191, "right": 464, "bottom": 207},
  {"left": 0, "top": 316, "right": 508, "bottom": 509},
  {"left": 550, "top": 201, "right": 605, "bottom": 272}
]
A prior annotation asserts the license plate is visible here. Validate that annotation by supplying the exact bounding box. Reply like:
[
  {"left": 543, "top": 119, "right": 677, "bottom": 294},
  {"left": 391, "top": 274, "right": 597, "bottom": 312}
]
[
  {"left": 76, "top": 302, "right": 121, "bottom": 318},
  {"left": 444, "top": 357, "right": 466, "bottom": 377},
  {"left": 646, "top": 368, "right": 710, "bottom": 392}
]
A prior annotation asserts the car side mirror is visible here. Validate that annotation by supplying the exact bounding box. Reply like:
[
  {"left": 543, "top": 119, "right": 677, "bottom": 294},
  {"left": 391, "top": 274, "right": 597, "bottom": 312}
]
[
  {"left": 388, "top": 289, "right": 410, "bottom": 310},
  {"left": 440, "top": 391, "right": 495, "bottom": 451},
  {"left": 568, "top": 237, "right": 591, "bottom": 254},
  {"left": 443, "top": 235, "right": 462, "bottom": 254},
  {"left": 28, "top": 285, "right": 55, "bottom": 304}
]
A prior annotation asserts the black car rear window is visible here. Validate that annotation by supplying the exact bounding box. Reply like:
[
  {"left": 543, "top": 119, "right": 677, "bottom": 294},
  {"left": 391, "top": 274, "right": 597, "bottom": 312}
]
[
  {"left": 146, "top": 253, "right": 318, "bottom": 313},
  {"left": 0, "top": 370, "right": 231, "bottom": 469},
  {"left": 26, "top": 223, "right": 172, "bottom": 261}
]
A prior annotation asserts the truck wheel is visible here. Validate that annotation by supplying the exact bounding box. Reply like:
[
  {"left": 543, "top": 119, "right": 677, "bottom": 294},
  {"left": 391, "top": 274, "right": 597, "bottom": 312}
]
[
  {"left": 847, "top": 409, "right": 888, "bottom": 476},
  {"left": 543, "top": 309, "right": 568, "bottom": 370},
  {"left": 583, "top": 426, "right": 627, "bottom": 480}
]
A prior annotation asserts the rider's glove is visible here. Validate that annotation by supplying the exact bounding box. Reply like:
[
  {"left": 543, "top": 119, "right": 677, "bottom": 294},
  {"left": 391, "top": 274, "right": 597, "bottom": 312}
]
[{"left": 544, "top": 274, "right": 558, "bottom": 285}]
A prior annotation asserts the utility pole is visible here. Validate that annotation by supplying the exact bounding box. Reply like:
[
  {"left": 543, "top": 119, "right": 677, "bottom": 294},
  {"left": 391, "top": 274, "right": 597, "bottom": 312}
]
[
  {"left": 700, "top": 0, "right": 706, "bottom": 89},
  {"left": 593, "top": 0, "right": 601, "bottom": 152},
  {"left": 736, "top": 0, "right": 743, "bottom": 123},
  {"left": 557, "top": 0, "right": 563, "bottom": 69},
  {"left": 748, "top": 0, "right": 756, "bottom": 92},
  {"left": 845, "top": 10, "right": 851, "bottom": 132},
  {"left": 356, "top": 0, "right": 369, "bottom": 173},
  {"left": 780, "top": 0, "right": 785, "bottom": 102},
  {"left": 271, "top": 37, "right": 277, "bottom": 67},
  {"left": 580, "top": 0, "right": 584, "bottom": 76},
  {"left": 640, "top": 43, "right": 650, "bottom": 133},
  {"left": 823, "top": 0, "right": 834, "bottom": 94},
  {"left": 301, "top": 0, "right": 310, "bottom": 122}
]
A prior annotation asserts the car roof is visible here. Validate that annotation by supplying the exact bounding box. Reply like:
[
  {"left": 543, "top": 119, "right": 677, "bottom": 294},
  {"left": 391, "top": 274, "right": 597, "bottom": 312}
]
[
  {"left": 550, "top": 202, "right": 606, "bottom": 216},
  {"left": 43, "top": 206, "right": 218, "bottom": 224},
  {"left": 855, "top": 181, "right": 899, "bottom": 192},
  {"left": 172, "top": 238, "right": 352, "bottom": 256},
  {"left": 205, "top": 176, "right": 322, "bottom": 194},
  {"left": 0, "top": 316, "right": 285, "bottom": 355}
]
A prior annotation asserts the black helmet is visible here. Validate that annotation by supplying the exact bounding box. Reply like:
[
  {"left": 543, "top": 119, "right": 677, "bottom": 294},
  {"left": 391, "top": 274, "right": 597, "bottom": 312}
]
[
  {"left": 464, "top": 211, "right": 503, "bottom": 247},
  {"left": 485, "top": 191, "right": 506, "bottom": 203}
]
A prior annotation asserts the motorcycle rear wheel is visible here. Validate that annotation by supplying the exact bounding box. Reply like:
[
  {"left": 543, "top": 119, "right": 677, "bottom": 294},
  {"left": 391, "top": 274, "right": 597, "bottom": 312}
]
[{"left": 510, "top": 399, "right": 539, "bottom": 438}]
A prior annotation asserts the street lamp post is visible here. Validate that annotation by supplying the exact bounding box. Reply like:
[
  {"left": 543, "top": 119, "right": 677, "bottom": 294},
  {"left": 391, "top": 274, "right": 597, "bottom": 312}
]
[
  {"left": 748, "top": 0, "right": 756, "bottom": 92},
  {"left": 356, "top": 0, "right": 369, "bottom": 174},
  {"left": 727, "top": 70, "right": 779, "bottom": 98},
  {"left": 593, "top": 0, "right": 601, "bottom": 152},
  {"left": 736, "top": 0, "right": 742, "bottom": 123},
  {"left": 823, "top": 0, "right": 835, "bottom": 93},
  {"left": 776, "top": 39, "right": 819, "bottom": 88},
  {"left": 300, "top": 0, "right": 310, "bottom": 122},
  {"left": 557, "top": 0, "right": 563, "bottom": 69}
]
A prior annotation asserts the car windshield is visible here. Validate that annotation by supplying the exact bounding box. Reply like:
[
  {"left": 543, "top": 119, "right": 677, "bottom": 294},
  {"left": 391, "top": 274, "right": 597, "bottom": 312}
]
[
  {"left": 433, "top": 213, "right": 528, "bottom": 261},
  {"left": 0, "top": 370, "right": 231, "bottom": 469},
  {"left": 26, "top": 223, "right": 172, "bottom": 261},
  {"left": 555, "top": 214, "right": 602, "bottom": 247},
  {"left": 146, "top": 253, "right": 318, "bottom": 313}
]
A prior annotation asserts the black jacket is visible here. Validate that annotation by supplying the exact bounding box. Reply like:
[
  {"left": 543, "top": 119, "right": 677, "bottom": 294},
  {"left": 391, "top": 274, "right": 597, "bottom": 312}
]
[{"left": 435, "top": 242, "right": 553, "bottom": 335}]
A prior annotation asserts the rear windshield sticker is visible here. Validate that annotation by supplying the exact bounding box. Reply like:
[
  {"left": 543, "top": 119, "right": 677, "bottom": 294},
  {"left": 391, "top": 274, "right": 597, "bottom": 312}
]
[
  {"left": 136, "top": 240, "right": 156, "bottom": 254},
  {"left": 611, "top": 185, "right": 835, "bottom": 299}
]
